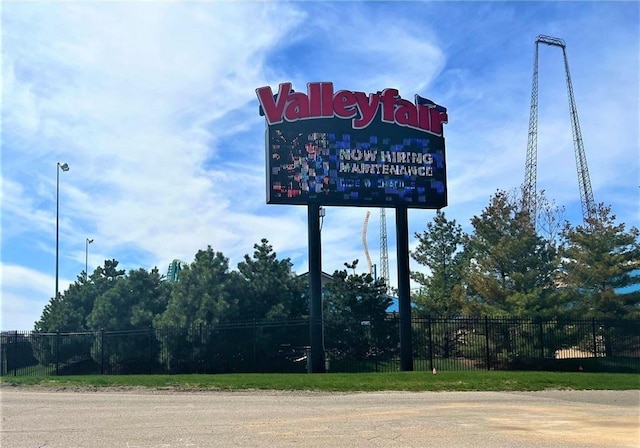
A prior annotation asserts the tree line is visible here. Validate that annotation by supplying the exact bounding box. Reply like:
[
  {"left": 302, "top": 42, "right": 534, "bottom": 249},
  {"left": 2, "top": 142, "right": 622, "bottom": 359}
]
[
  {"left": 411, "top": 189, "right": 639, "bottom": 319},
  {"left": 33, "top": 239, "right": 391, "bottom": 371},
  {"left": 35, "top": 239, "right": 391, "bottom": 333},
  {"left": 35, "top": 189, "right": 639, "bottom": 335}
]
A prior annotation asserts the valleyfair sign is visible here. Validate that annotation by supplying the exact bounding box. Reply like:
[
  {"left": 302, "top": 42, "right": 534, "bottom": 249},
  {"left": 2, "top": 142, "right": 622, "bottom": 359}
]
[{"left": 256, "top": 82, "right": 448, "bottom": 209}]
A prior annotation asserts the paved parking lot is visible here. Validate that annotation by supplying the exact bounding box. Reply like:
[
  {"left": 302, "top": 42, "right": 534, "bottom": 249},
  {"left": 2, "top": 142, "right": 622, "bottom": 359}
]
[{"left": 2, "top": 388, "right": 638, "bottom": 447}]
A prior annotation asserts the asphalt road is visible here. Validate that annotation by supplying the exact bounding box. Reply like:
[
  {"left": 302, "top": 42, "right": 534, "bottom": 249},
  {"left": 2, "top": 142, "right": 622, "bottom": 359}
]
[{"left": 1, "top": 388, "right": 638, "bottom": 448}]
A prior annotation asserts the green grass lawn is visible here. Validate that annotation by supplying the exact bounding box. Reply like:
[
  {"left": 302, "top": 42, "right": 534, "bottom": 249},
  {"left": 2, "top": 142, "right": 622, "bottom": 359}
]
[{"left": 1, "top": 371, "right": 638, "bottom": 392}]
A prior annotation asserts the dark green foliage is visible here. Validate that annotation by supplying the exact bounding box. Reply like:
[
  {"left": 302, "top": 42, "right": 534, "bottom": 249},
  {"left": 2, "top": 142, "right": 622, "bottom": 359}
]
[
  {"left": 5, "top": 315, "right": 639, "bottom": 376},
  {"left": 323, "top": 261, "right": 398, "bottom": 361},
  {"left": 154, "top": 247, "right": 235, "bottom": 371},
  {"left": 33, "top": 260, "right": 126, "bottom": 367},
  {"left": 411, "top": 210, "right": 466, "bottom": 316},
  {"left": 559, "top": 204, "right": 640, "bottom": 319},
  {"left": 154, "top": 240, "right": 308, "bottom": 372},
  {"left": 411, "top": 191, "right": 637, "bottom": 321},
  {"left": 156, "top": 247, "right": 235, "bottom": 328},
  {"left": 88, "top": 267, "right": 169, "bottom": 330},
  {"left": 36, "top": 259, "right": 126, "bottom": 332},
  {"left": 25, "top": 194, "right": 638, "bottom": 375},
  {"left": 455, "top": 190, "right": 560, "bottom": 317},
  {"left": 230, "top": 239, "right": 307, "bottom": 320}
]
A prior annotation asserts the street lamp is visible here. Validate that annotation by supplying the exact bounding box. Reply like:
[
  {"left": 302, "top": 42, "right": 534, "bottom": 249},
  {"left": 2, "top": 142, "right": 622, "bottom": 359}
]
[
  {"left": 85, "top": 238, "right": 94, "bottom": 282},
  {"left": 55, "top": 162, "right": 69, "bottom": 299}
]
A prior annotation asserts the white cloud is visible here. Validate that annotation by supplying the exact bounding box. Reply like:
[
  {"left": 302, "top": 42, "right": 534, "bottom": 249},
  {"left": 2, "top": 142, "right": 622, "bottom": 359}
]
[{"left": 0, "top": 264, "right": 73, "bottom": 330}]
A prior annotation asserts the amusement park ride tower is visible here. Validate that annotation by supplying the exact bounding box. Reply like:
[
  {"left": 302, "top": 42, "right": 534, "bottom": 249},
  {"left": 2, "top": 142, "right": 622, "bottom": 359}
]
[
  {"left": 362, "top": 209, "right": 391, "bottom": 293},
  {"left": 523, "top": 35, "right": 596, "bottom": 226}
]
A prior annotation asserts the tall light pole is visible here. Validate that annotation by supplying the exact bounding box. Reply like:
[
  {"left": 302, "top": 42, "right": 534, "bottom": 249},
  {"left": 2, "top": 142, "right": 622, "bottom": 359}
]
[
  {"left": 85, "top": 238, "right": 94, "bottom": 282},
  {"left": 55, "top": 162, "right": 69, "bottom": 299}
]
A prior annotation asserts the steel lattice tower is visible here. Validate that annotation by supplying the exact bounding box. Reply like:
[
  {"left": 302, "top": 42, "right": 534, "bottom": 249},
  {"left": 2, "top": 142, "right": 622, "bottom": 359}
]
[
  {"left": 380, "top": 208, "right": 390, "bottom": 293},
  {"left": 523, "top": 35, "right": 596, "bottom": 226}
]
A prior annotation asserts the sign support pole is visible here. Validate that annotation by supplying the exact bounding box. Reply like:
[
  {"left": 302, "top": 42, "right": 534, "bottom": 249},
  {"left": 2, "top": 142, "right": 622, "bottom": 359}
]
[
  {"left": 396, "top": 205, "right": 414, "bottom": 371},
  {"left": 308, "top": 203, "right": 325, "bottom": 373}
]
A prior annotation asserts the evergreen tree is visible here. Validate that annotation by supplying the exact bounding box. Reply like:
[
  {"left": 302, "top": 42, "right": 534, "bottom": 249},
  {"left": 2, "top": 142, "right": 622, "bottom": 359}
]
[
  {"left": 323, "top": 261, "right": 396, "bottom": 360},
  {"left": 33, "top": 259, "right": 126, "bottom": 368},
  {"left": 411, "top": 210, "right": 466, "bottom": 316},
  {"left": 230, "top": 239, "right": 306, "bottom": 320},
  {"left": 35, "top": 259, "right": 125, "bottom": 331},
  {"left": 559, "top": 204, "right": 640, "bottom": 318},
  {"left": 156, "top": 247, "right": 235, "bottom": 328},
  {"left": 458, "top": 190, "right": 560, "bottom": 317},
  {"left": 88, "top": 267, "right": 169, "bottom": 330}
]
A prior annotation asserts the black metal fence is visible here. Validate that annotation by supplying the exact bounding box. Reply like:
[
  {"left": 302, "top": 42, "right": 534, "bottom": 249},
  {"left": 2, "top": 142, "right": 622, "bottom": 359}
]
[{"left": 2, "top": 316, "right": 639, "bottom": 376}]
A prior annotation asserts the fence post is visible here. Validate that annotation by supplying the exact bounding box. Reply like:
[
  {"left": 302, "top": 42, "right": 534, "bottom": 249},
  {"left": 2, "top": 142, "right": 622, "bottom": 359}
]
[
  {"left": 199, "top": 323, "right": 203, "bottom": 373},
  {"left": 148, "top": 326, "right": 153, "bottom": 374},
  {"left": 591, "top": 317, "right": 598, "bottom": 358},
  {"left": 55, "top": 330, "right": 60, "bottom": 376},
  {"left": 253, "top": 320, "right": 257, "bottom": 372},
  {"left": 484, "top": 316, "right": 491, "bottom": 371},
  {"left": 427, "top": 316, "right": 434, "bottom": 372},
  {"left": 13, "top": 331, "right": 19, "bottom": 376},
  {"left": 100, "top": 329, "right": 105, "bottom": 375},
  {"left": 0, "top": 333, "right": 4, "bottom": 376},
  {"left": 538, "top": 320, "right": 545, "bottom": 359}
]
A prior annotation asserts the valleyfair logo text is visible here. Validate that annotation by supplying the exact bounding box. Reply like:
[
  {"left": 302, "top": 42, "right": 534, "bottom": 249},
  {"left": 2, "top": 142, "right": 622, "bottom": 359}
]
[{"left": 256, "top": 82, "right": 448, "bottom": 136}]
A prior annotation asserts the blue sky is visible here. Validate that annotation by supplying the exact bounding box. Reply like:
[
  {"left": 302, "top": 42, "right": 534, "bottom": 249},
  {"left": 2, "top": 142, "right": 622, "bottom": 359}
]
[{"left": 2, "top": 1, "right": 638, "bottom": 330}]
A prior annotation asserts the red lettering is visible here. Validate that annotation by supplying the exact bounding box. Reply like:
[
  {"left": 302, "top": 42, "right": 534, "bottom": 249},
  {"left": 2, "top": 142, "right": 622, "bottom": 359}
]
[
  {"left": 256, "top": 82, "right": 447, "bottom": 136},
  {"left": 418, "top": 105, "right": 431, "bottom": 131},
  {"left": 321, "top": 82, "right": 334, "bottom": 117},
  {"left": 333, "top": 90, "right": 358, "bottom": 119},
  {"left": 395, "top": 98, "right": 418, "bottom": 128},
  {"left": 379, "top": 88, "right": 398, "bottom": 123},
  {"left": 256, "top": 83, "right": 291, "bottom": 125},
  {"left": 284, "top": 92, "right": 310, "bottom": 121},
  {"left": 353, "top": 92, "right": 379, "bottom": 129},
  {"left": 308, "top": 83, "right": 322, "bottom": 117}
]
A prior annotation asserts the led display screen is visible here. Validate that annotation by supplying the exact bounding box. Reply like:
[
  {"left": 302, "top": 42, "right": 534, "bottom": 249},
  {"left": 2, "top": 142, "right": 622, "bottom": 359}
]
[{"left": 257, "top": 82, "right": 448, "bottom": 209}]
